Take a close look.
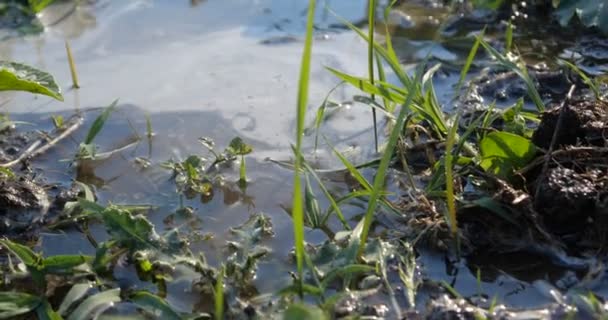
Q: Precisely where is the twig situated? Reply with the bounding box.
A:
[0,116,83,168]
[533,85,576,205]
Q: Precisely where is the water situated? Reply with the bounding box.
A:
[0,0,601,317]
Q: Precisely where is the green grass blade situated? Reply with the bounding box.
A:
[456,28,484,94]
[65,41,80,89]
[330,10,412,88]
[478,38,544,112]
[292,0,317,296]
[368,0,378,153]
[357,63,424,259]
[561,59,600,100]
[85,99,118,145]
[445,113,460,237]
[324,137,372,191]
[505,20,513,52]
[297,152,349,229]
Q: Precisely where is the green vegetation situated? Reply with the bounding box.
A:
[0,1,607,319]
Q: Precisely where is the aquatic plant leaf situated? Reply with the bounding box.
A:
[67,289,121,320]
[101,207,163,251]
[283,303,329,320]
[555,0,608,34]
[479,131,537,179]
[0,61,63,101]
[129,291,182,320]
[0,291,41,319]
[226,137,253,156]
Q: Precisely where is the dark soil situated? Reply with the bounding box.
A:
[532,100,608,149]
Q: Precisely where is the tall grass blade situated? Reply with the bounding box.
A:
[357,63,424,259]
[292,0,317,296]
[456,29,484,93]
[368,0,378,153]
[65,41,80,89]
[561,59,601,100]
[444,112,460,238]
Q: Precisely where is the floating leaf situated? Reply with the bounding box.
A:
[479,131,537,179]
[0,61,63,101]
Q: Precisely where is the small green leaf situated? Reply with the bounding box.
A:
[0,292,41,319]
[283,303,329,320]
[479,131,537,179]
[0,61,63,101]
[226,137,253,156]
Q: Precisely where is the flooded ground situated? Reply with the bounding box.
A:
[1,0,608,319]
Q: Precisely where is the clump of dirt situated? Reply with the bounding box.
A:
[532,100,608,149]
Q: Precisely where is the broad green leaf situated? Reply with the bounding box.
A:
[283,304,329,320]
[0,61,63,101]
[479,131,537,179]
[67,289,121,320]
[0,292,41,319]
[129,291,182,320]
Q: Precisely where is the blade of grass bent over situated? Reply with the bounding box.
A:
[292,0,317,296]
[357,63,424,260]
